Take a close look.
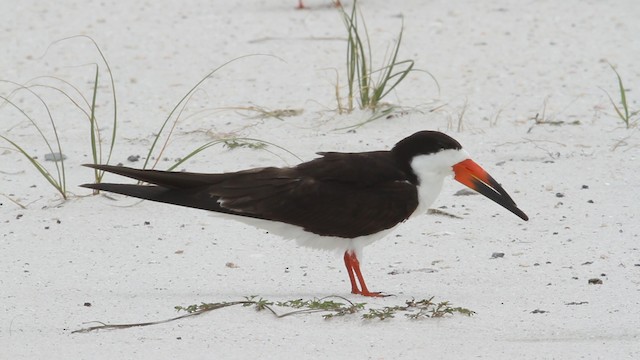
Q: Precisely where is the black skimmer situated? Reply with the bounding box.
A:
[81,131,528,297]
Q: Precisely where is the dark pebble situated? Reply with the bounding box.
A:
[454,189,477,196]
[565,301,588,306]
[588,278,603,285]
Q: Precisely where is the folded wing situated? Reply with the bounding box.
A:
[82,153,418,238]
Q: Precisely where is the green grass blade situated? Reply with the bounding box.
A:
[0,135,65,198]
[602,89,626,125]
[372,24,407,102]
[44,36,119,185]
[147,90,200,170]
[24,83,91,119]
[342,4,360,111]
[610,64,630,125]
[70,36,118,167]
[375,60,414,101]
[26,75,93,110]
[88,64,102,182]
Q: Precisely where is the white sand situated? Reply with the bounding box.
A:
[1,0,639,358]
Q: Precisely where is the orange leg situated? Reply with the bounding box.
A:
[343,250,385,297]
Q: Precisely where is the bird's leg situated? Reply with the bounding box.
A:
[296,0,305,9]
[343,251,360,294]
[343,250,385,297]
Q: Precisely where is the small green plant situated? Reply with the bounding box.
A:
[403,298,475,319]
[603,63,638,129]
[73,295,473,333]
[363,306,402,320]
[362,298,475,320]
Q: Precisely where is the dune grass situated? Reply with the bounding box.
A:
[337,0,437,114]
[0,35,117,198]
[1,43,294,199]
[141,54,286,171]
[0,85,67,199]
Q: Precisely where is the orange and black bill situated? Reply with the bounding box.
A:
[453,159,529,221]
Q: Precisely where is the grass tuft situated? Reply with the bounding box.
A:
[1,82,67,199]
[1,36,118,198]
[602,63,638,129]
[337,0,438,114]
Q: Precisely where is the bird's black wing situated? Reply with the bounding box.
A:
[82,153,418,238]
[300,151,409,186]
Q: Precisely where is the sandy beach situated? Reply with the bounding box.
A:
[1,0,639,358]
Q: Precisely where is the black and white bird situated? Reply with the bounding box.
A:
[81,131,528,297]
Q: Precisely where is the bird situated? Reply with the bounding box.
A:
[81,131,528,297]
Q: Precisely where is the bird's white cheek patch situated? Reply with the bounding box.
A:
[410,149,470,214]
[410,149,470,179]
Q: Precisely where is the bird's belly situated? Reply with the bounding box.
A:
[210,213,395,257]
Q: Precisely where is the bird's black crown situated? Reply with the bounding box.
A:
[392,131,462,159]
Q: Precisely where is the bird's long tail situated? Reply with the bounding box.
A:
[80,164,230,213]
[82,164,223,189]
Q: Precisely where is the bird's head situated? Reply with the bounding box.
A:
[393,131,528,221]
